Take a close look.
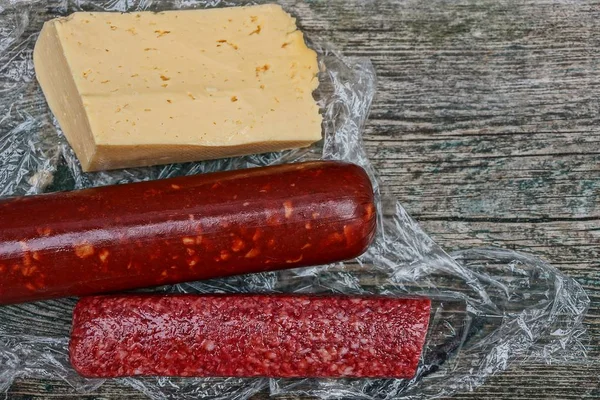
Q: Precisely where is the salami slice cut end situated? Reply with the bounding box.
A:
[70,294,431,379]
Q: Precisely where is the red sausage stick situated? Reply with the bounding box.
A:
[70,294,431,378]
[0,161,376,305]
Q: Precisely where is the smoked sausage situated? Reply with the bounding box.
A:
[0,161,376,304]
[70,294,431,378]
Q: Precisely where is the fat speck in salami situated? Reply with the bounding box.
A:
[70,294,431,378]
[0,161,375,304]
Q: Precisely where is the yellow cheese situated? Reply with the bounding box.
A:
[33,5,321,171]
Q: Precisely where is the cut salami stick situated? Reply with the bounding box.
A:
[70,294,431,379]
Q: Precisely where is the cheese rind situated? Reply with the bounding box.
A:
[33,5,321,171]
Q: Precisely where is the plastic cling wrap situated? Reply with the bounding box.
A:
[0,0,590,399]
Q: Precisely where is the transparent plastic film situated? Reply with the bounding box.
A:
[0,0,590,399]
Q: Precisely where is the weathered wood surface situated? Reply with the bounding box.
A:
[5,0,600,398]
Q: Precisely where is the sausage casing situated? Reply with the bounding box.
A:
[0,161,375,304]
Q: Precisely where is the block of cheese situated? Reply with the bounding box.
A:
[33,5,321,171]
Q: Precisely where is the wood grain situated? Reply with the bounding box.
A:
[4,0,600,398]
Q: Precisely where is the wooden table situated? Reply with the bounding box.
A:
[6,0,600,398]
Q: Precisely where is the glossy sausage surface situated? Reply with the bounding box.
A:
[70,294,431,378]
[0,161,376,304]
